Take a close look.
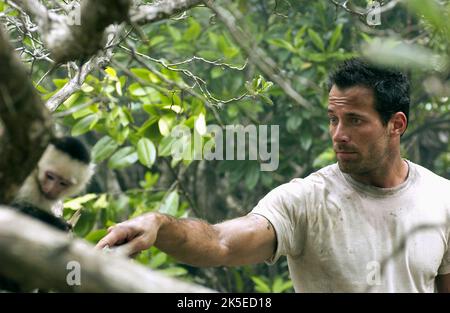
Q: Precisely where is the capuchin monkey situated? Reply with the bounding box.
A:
[13,136,94,231]
[0,137,94,292]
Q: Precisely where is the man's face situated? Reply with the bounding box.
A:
[328,85,392,175]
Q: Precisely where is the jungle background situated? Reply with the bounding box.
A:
[0,0,449,292]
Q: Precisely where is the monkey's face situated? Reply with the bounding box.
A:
[39,170,73,200]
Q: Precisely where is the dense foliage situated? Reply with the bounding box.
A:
[1,0,449,292]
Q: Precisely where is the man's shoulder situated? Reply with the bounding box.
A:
[285,163,341,194]
[409,161,450,188]
[255,164,340,210]
[290,163,340,184]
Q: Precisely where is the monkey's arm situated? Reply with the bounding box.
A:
[97,213,276,267]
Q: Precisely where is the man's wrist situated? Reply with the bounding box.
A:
[147,212,172,232]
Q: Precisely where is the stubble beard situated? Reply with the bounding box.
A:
[337,144,390,177]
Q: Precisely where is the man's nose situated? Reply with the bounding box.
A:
[332,123,350,143]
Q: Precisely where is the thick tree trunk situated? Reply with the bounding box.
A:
[0,26,53,204]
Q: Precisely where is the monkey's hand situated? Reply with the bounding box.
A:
[96,213,160,257]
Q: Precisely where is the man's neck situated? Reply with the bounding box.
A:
[349,157,409,188]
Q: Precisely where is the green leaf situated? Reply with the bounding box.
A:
[149,252,167,268]
[130,68,151,81]
[53,78,69,88]
[158,116,172,137]
[137,138,157,168]
[137,117,158,135]
[72,105,97,119]
[159,191,179,216]
[91,136,120,163]
[108,147,138,169]
[81,84,94,93]
[167,25,182,41]
[158,135,176,157]
[158,267,187,277]
[272,277,293,293]
[62,92,81,108]
[259,94,273,105]
[300,133,312,150]
[294,25,307,47]
[64,194,98,210]
[286,115,302,133]
[313,147,336,169]
[406,0,448,32]
[105,67,117,79]
[150,36,165,47]
[92,194,108,210]
[211,67,224,79]
[85,229,108,244]
[115,81,122,96]
[266,38,296,53]
[71,114,99,136]
[184,18,201,41]
[328,24,343,52]
[194,113,207,136]
[251,276,271,293]
[73,211,97,237]
[308,29,325,52]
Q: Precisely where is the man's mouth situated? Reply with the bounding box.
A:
[335,150,358,161]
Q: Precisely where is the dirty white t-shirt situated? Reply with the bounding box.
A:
[251,161,450,292]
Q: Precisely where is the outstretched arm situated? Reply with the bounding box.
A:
[96,212,276,267]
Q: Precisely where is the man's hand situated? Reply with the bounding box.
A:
[96,213,162,256]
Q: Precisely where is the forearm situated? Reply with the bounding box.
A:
[97,212,276,267]
[153,213,227,267]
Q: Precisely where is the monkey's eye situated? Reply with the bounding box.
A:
[59,181,69,187]
[46,173,55,181]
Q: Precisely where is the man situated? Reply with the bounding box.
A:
[97,58,450,292]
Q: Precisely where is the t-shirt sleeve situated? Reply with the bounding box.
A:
[250,178,310,265]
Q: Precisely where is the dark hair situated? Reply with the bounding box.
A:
[50,136,90,164]
[328,58,410,127]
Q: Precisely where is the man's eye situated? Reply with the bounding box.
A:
[329,117,338,124]
[351,118,362,125]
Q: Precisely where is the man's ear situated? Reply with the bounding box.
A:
[389,112,407,137]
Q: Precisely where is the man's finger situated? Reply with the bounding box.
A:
[95,227,128,249]
[114,236,148,257]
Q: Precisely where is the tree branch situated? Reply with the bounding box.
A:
[0,207,215,292]
[46,25,126,112]
[10,0,131,63]
[131,0,203,24]
[203,0,311,109]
